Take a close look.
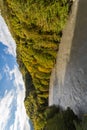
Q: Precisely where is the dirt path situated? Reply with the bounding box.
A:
[49,0,87,116]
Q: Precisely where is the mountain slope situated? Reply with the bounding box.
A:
[1,0,74,129]
[49,0,87,116]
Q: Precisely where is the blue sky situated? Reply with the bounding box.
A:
[0,15,32,130]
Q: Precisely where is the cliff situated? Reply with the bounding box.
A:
[49,0,87,116]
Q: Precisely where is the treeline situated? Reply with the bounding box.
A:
[44,106,87,130]
[2,0,74,129]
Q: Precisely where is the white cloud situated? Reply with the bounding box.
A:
[3,64,10,73]
[7,65,31,130]
[0,91,14,130]
[10,91,30,130]
[0,15,31,130]
[0,73,2,80]
[9,65,24,90]
[3,64,11,80]
[0,15,16,57]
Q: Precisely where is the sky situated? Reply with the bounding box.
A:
[0,15,33,130]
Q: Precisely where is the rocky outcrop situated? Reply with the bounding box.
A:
[49,0,87,116]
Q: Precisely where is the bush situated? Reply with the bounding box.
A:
[45,107,78,130]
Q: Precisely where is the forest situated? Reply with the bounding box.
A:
[1,0,87,129]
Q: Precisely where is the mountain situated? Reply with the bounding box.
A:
[2,0,87,130]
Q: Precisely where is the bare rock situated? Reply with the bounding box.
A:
[49,0,87,116]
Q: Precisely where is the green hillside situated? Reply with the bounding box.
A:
[2,0,85,129]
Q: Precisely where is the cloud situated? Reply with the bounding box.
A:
[0,73,2,80]
[9,65,24,90]
[3,64,10,74]
[0,15,16,57]
[0,15,31,129]
[7,65,31,130]
[0,91,14,130]
[3,64,12,80]
[10,91,30,130]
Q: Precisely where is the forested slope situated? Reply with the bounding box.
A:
[2,0,85,129]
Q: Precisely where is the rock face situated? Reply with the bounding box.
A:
[49,0,87,116]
